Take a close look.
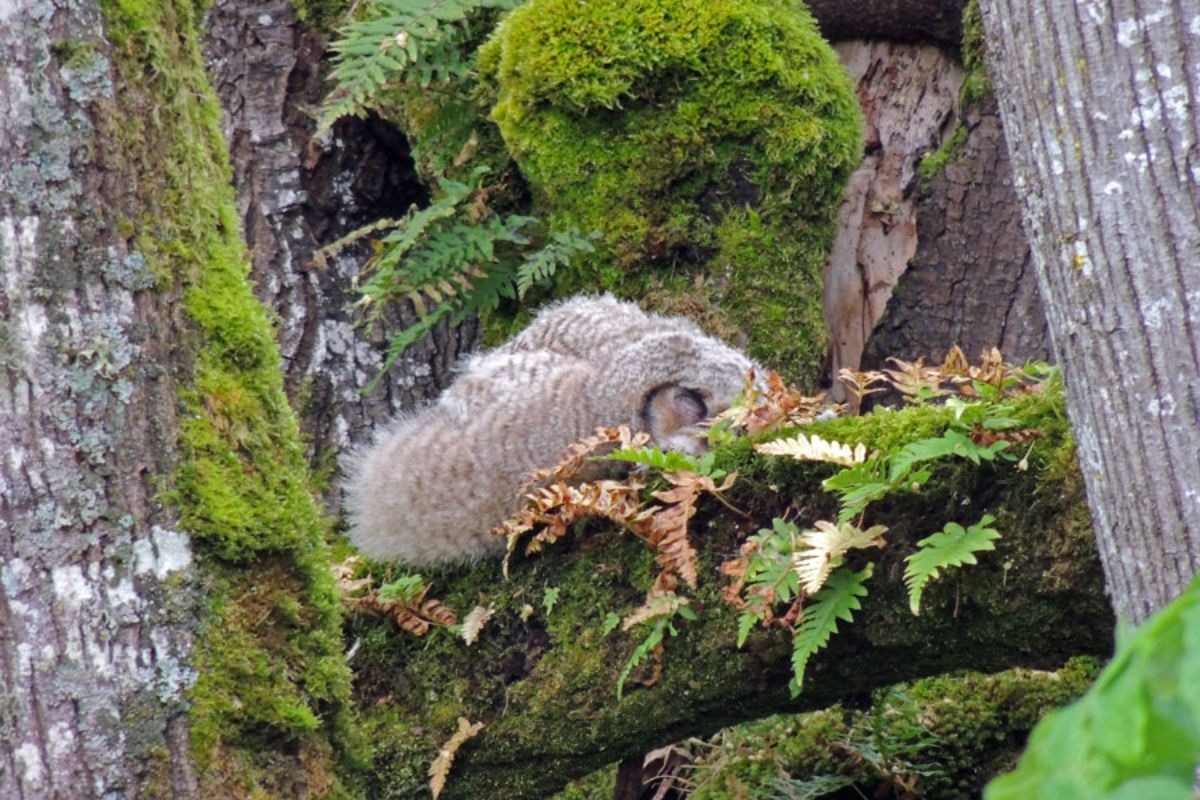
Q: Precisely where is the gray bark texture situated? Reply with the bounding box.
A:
[201,1,479,480]
[978,0,1200,622]
[0,2,198,797]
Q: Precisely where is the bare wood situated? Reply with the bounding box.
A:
[978,0,1200,621]
[863,94,1053,372]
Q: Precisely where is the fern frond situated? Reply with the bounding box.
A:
[904,514,1000,614]
[320,0,519,132]
[791,521,887,595]
[791,563,872,693]
[603,445,701,474]
[756,432,871,466]
[429,717,484,799]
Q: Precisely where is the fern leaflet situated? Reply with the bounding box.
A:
[320,0,519,132]
[904,514,1000,614]
[791,563,872,694]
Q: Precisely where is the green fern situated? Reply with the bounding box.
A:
[904,515,1000,614]
[602,444,727,479]
[791,563,873,694]
[319,0,519,132]
[616,603,697,700]
[313,168,595,390]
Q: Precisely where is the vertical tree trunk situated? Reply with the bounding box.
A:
[978,0,1200,621]
[201,1,479,481]
[1,2,198,795]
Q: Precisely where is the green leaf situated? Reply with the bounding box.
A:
[904,514,1000,614]
[542,586,560,616]
[602,446,700,473]
[985,576,1200,799]
[791,563,873,693]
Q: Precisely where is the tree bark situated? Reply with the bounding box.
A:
[823,41,965,394]
[0,3,198,796]
[861,93,1053,373]
[978,0,1200,622]
[201,1,479,481]
[808,0,969,50]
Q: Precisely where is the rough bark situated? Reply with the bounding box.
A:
[0,2,198,796]
[808,0,969,50]
[201,1,479,479]
[861,94,1053,372]
[823,41,964,396]
[978,0,1200,622]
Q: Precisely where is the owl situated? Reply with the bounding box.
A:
[342,295,758,565]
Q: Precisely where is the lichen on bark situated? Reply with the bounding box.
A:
[95,0,356,793]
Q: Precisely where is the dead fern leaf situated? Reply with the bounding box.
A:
[792,521,889,595]
[755,433,871,466]
[429,717,485,799]
[838,368,889,411]
[716,370,825,433]
[883,356,945,401]
[970,425,1045,447]
[332,556,374,595]
[621,591,691,631]
[460,604,494,646]
[519,426,648,493]
[645,471,736,588]
[351,581,459,636]
[495,477,651,575]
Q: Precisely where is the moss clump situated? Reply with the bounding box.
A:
[98,0,356,794]
[688,659,1100,800]
[961,0,993,103]
[919,122,969,183]
[477,0,862,384]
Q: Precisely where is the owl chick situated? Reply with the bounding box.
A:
[342,295,758,565]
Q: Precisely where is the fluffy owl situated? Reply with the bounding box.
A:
[342,295,758,565]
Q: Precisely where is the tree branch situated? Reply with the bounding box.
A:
[808,0,969,49]
[349,399,1112,798]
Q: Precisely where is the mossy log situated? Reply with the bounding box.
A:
[351,392,1112,798]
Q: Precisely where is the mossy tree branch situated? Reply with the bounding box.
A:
[351,396,1112,798]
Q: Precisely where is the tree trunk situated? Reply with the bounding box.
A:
[808,0,969,50]
[977,0,1200,622]
[201,0,479,484]
[3,1,352,796]
[861,92,1053,374]
[1,3,198,795]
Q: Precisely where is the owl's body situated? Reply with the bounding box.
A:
[343,295,757,565]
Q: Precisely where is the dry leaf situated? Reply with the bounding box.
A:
[792,521,888,595]
[429,717,484,799]
[460,604,494,646]
[621,591,690,631]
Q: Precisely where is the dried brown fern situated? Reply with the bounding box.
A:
[716,370,827,434]
[429,717,484,799]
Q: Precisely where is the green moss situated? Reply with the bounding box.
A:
[919,123,969,183]
[97,0,356,794]
[689,659,1100,799]
[961,0,993,103]
[477,0,862,383]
